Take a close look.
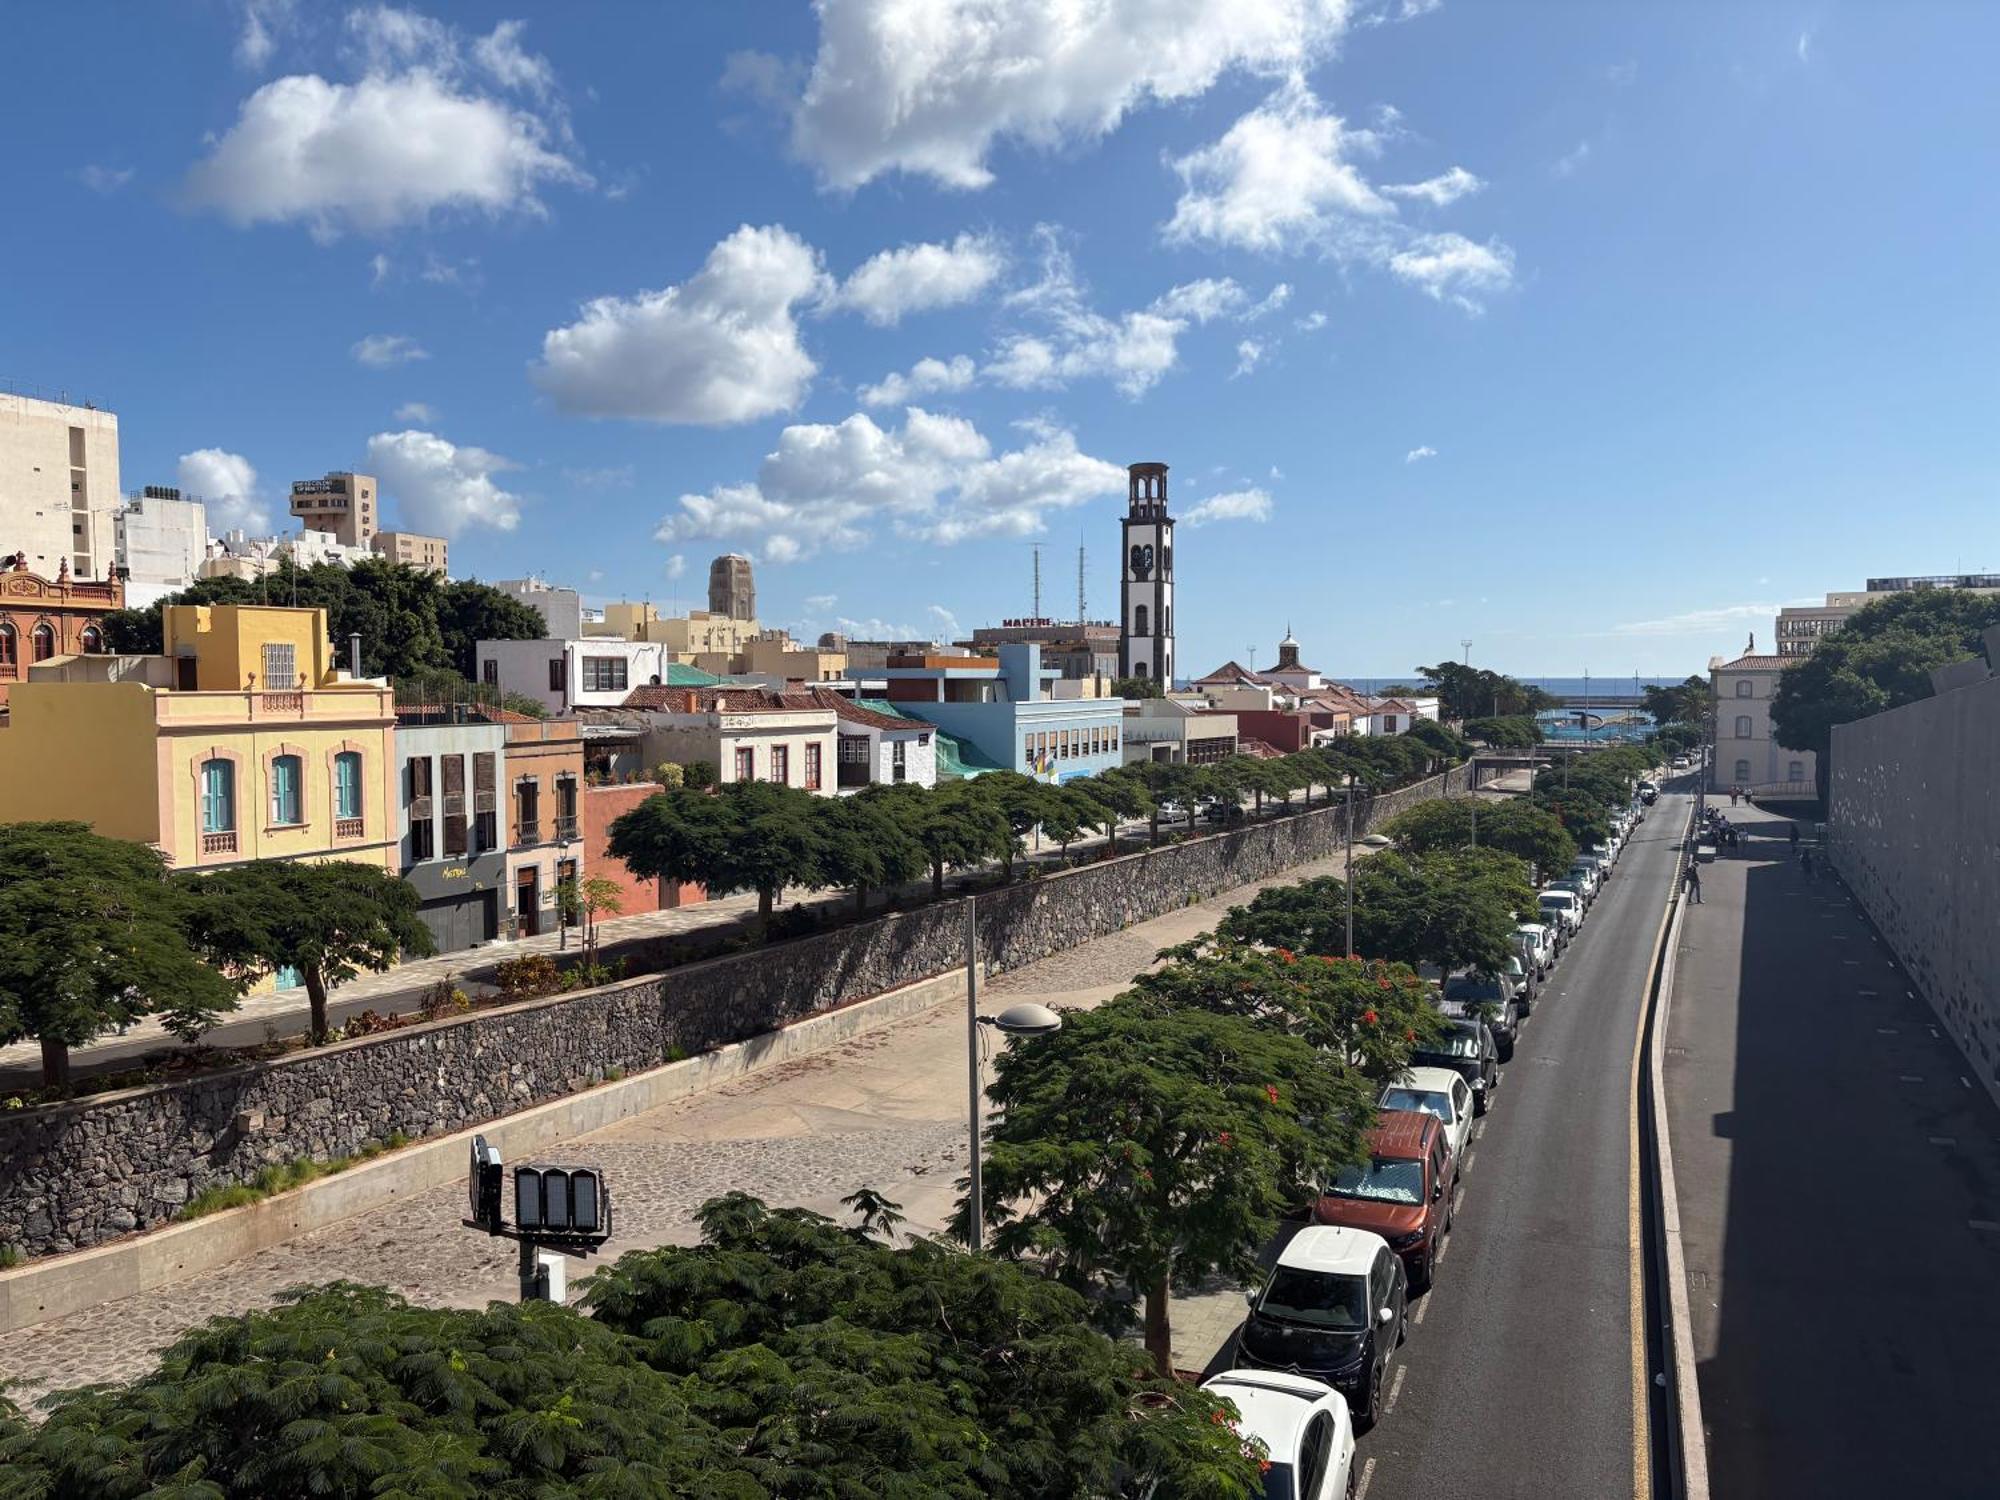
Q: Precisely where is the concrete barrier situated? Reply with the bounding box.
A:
[0,966,968,1336]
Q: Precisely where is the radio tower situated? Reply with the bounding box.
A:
[1076,544,1086,626]
[1031,545,1042,620]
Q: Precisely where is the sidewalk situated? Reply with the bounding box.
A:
[1663,801,2000,1497]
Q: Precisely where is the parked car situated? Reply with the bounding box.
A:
[1200,1370,1357,1500]
[1314,1110,1455,1292]
[1538,888,1583,937]
[1575,853,1610,888]
[1639,781,1659,804]
[1441,974,1522,1058]
[1380,1066,1475,1166]
[1501,953,1536,1013]
[1236,1225,1408,1430]
[1409,1015,1499,1115]
[1550,874,1593,912]
[1515,921,1555,977]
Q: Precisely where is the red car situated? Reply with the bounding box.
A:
[1313,1109,1455,1292]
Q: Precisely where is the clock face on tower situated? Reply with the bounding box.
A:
[1130,544,1154,581]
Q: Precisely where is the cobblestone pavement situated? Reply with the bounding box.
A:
[0,842,1353,1409]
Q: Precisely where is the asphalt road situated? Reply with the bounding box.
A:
[1356,788,1688,1500]
[1666,801,2000,1498]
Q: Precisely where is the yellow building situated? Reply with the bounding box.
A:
[0,604,397,871]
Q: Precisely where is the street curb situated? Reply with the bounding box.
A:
[1643,804,1711,1500]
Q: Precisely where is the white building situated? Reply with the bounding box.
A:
[1119,461,1175,685]
[496,577,584,640]
[199,527,374,581]
[1710,649,1815,798]
[477,636,679,714]
[806,690,938,790]
[610,686,840,793]
[115,488,207,606]
[0,391,121,581]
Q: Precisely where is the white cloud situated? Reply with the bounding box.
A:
[78,164,134,194]
[1164,77,1393,255]
[1552,140,1592,178]
[805,593,839,611]
[1296,310,1328,331]
[1232,339,1266,377]
[1405,444,1436,463]
[656,408,1123,562]
[351,332,429,367]
[835,232,1005,325]
[179,448,269,533]
[984,230,1250,396]
[1181,487,1273,526]
[369,252,392,286]
[787,0,1352,190]
[1796,29,1813,64]
[393,400,437,422]
[561,464,635,488]
[473,18,557,99]
[186,17,585,237]
[665,554,687,580]
[235,0,294,68]
[1613,602,1793,637]
[927,604,961,638]
[1381,165,1483,206]
[366,428,522,536]
[1358,0,1440,23]
[1388,233,1515,313]
[1246,282,1293,319]
[859,354,978,408]
[533,224,830,424]
[419,253,479,286]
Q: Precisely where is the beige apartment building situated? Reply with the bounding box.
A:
[290,471,377,547]
[0,392,122,581]
[373,530,448,575]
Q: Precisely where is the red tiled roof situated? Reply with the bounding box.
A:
[1237,738,1286,759]
[1714,655,1789,671]
[797,687,923,731]
[619,685,839,716]
[1194,659,1265,685]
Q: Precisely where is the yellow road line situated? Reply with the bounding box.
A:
[1629,805,1689,1500]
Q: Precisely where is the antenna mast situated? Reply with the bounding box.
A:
[1076,544,1086,626]
[1030,545,1042,620]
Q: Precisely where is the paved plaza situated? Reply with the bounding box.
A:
[0,842,1360,1407]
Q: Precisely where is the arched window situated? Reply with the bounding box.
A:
[1162,606,1170,635]
[1133,661,1149,679]
[1734,715,1752,739]
[1134,604,1149,636]
[31,622,55,661]
[1733,758,1751,785]
[270,753,303,826]
[79,625,103,654]
[200,759,236,833]
[0,623,15,673]
[334,751,363,822]
[1734,679,1752,698]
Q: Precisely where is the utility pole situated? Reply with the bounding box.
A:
[965,897,982,1253]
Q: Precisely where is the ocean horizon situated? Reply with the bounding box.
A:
[1333,677,1680,698]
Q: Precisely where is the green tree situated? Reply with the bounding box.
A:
[183,860,435,1046]
[881,781,1012,897]
[1078,767,1154,853]
[1137,940,1441,1082]
[0,824,242,1087]
[1403,716,1469,771]
[435,576,548,679]
[558,873,625,966]
[975,1000,1369,1376]
[823,787,929,912]
[1531,784,1613,849]
[1111,674,1165,699]
[1640,674,1710,729]
[1231,755,1298,816]
[1221,847,1535,976]
[963,771,1048,876]
[1382,795,1576,879]
[609,780,829,930]
[583,1193,1265,1499]
[1771,588,2000,800]
[1461,714,1541,749]
[1416,661,1558,720]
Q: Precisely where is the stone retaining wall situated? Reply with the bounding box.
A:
[0,765,1468,1257]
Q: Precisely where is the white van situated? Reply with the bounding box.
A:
[1538,888,1582,937]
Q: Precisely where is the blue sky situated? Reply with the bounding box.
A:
[6,1,1995,677]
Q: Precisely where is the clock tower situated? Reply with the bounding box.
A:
[1119,461,1174,685]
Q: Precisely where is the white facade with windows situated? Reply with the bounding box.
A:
[475,637,676,713]
[1709,652,1816,796]
[1119,462,1175,686]
[0,392,121,581]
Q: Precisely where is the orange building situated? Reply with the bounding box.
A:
[0,553,123,708]
[502,716,584,938]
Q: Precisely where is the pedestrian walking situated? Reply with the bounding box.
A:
[1730,786,1740,806]
[1683,863,1703,903]
[1789,823,1800,851]
[1800,848,1815,881]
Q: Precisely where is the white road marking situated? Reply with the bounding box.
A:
[1436,1234,1451,1265]
[1899,1075,1925,1083]
[1384,1363,1408,1415]
[1356,1457,1377,1500]
[1930,1136,1957,1146]
[1971,1221,2000,1234]
[1464,1149,1478,1171]
[1413,1295,1431,1325]
[1876,1028,1898,1035]
[1474,1120,1488,1140]
[1963,1077,1975,1090]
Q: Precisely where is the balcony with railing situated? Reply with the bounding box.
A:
[153,683,394,729]
[518,820,541,844]
[553,815,578,840]
[201,829,238,855]
[334,816,365,840]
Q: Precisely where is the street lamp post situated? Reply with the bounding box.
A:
[1344,773,1357,957]
[964,896,1062,1253]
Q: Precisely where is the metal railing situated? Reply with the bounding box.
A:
[519,821,541,844]
[553,815,578,840]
